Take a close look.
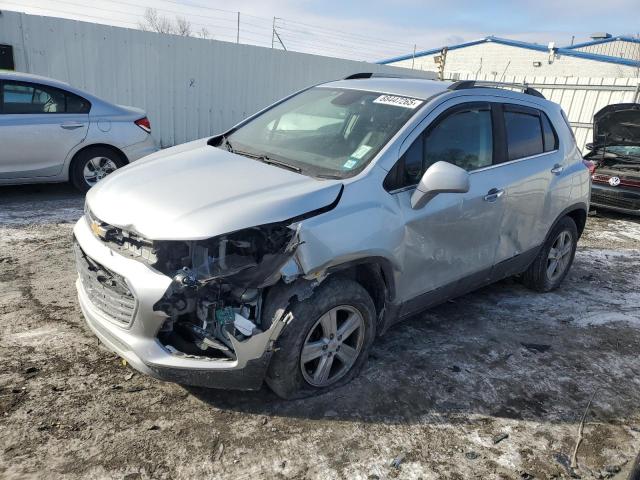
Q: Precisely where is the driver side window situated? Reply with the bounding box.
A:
[384,103,494,191]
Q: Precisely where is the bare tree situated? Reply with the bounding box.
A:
[198,27,210,39]
[175,16,192,37]
[139,8,174,34]
[139,8,195,37]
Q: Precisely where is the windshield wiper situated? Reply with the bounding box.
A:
[315,173,342,179]
[261,156,302,173]
[231,149,302,173]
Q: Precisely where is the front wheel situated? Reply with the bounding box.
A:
[522,216,578,292]
[264,276,376,399]
[70,147,126,193]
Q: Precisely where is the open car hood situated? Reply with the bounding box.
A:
[592,103,640,148]
[86,139,343,240]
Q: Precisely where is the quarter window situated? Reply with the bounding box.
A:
[504,110,544,160]
[1,81,90,114]
[541,113,558,151]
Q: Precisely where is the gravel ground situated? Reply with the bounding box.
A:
[1,184,639,480]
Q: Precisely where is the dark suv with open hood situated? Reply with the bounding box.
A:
[585,103,640,215]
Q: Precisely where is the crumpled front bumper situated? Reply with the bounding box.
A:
[73,216,275,390]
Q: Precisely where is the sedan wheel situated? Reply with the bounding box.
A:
[83,156,118,186]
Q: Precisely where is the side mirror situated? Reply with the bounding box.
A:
[410,161,470,209]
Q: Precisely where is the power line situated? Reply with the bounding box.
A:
[0,0,139,27]
[275,31,408,60]
[0,0,417,61]
[276,17,416,49]
[276,25,410,57]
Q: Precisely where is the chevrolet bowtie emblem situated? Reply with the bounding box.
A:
[90,220,107,239]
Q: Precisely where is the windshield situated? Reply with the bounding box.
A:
[223,87,423,178]
[594,145,640,159]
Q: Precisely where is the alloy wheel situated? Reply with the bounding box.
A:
[300,305,365,387]
[83,157,118,186]
[546,230,573,282]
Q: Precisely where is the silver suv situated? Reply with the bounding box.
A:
[74,75,590,399]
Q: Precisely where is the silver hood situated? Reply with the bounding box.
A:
[86,139,343,240]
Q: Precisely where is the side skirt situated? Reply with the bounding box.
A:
[380,245,541,331]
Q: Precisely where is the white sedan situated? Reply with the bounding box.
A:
[0,71,158,192]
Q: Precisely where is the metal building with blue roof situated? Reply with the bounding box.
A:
[379,34,640,78]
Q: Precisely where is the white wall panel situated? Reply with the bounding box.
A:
[0,10,435,147]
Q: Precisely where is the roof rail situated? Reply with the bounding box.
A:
[343,72,425,80]
[344,72,375,79]
[448,80,545,99]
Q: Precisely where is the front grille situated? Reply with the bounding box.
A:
[85,209,158,264]
[74,242,137,327]
[591,190,640,211]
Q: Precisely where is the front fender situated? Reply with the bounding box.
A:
[292,177,404,301]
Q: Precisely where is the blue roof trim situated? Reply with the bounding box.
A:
[564,35,640,50]
[377,36,640,68]
[376,38,488,65]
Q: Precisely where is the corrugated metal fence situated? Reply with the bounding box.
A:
[0,10,435,147]
[454,72,640,152]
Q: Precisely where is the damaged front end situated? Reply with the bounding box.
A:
[81,178,342,388]
[143,221,304,369]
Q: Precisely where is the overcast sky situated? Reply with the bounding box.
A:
[2,0,639,61]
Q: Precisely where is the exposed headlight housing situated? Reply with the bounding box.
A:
[190,222,298,288]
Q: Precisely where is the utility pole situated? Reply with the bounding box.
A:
[236,12,240,43]
[271,16,276,48]
[411,44,416,69]
[434,47,447,80]
[271,17,286,50]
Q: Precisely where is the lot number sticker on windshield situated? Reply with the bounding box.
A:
[351,145,372,159]
[373,95,423,109]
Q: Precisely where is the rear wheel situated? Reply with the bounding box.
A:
[264,276,376,399]
[522,216,578,292]
[70,147,126,193]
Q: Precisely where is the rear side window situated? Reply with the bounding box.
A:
[504,110,543,160]
[1,81,90,114]
[66,92,91,114]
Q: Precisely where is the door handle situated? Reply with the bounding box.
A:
[60,123,84,130]
[551,164,564,174]
[483,188,505,202]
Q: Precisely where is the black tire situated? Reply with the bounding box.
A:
[522,216,578,292]
[263,276,377,399]
[70,147,126,193]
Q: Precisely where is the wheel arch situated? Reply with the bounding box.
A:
[68,143,129,175]
[551,202,588,239]
[324,256,397,330]
[262,256,397,334]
